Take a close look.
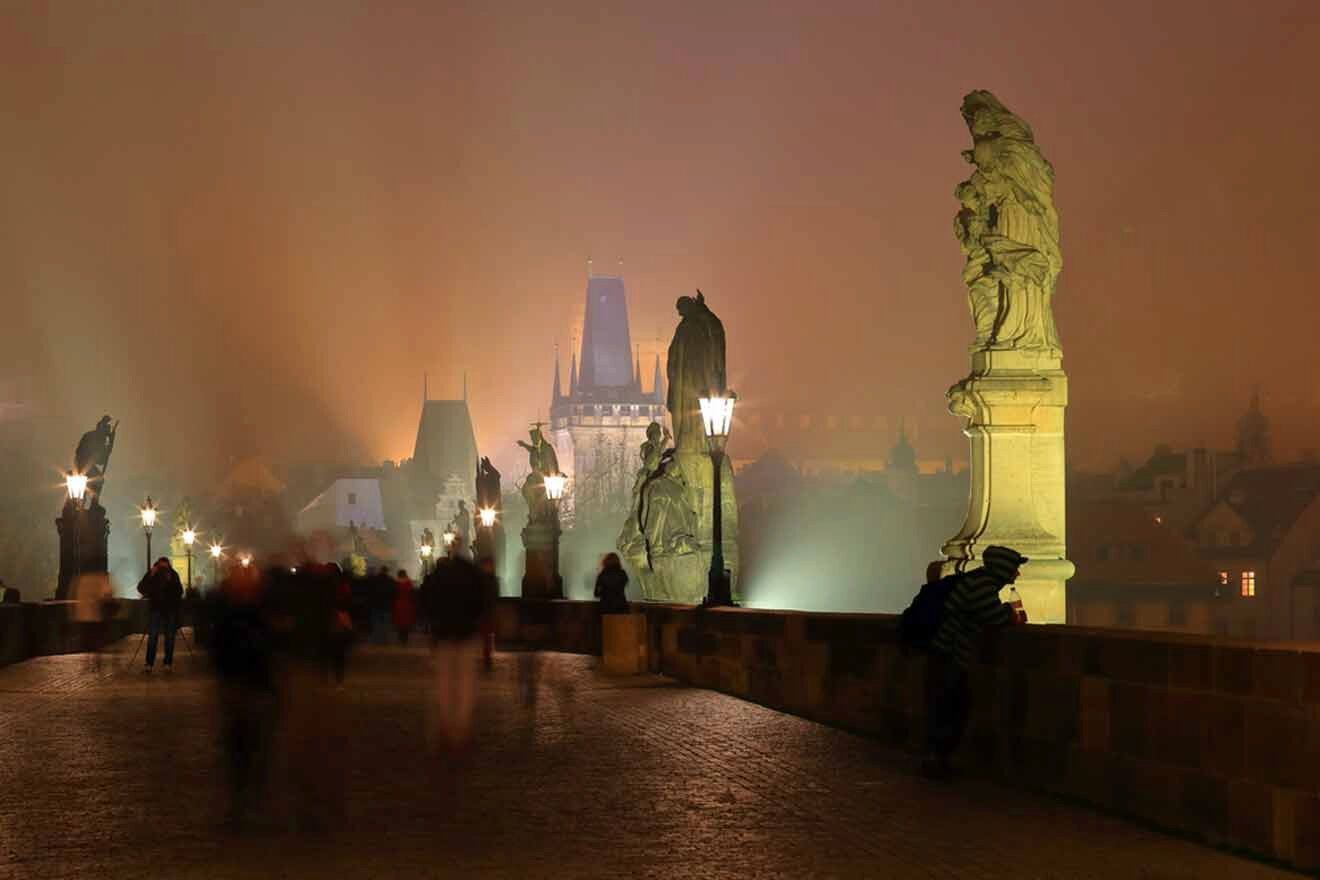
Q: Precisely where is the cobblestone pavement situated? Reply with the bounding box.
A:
[0,638,1302,879]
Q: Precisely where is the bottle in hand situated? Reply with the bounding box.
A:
[1008,587,1028,624]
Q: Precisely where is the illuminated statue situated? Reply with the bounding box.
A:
[618,423,697,583]
[666,291,727,452]
[954,90,1062,353]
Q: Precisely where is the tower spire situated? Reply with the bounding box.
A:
[652,351,663,402]
[569,335,578,395]
[552,344,563,401]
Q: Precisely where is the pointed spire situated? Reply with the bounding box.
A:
[652,351,664,403]
[569,335,578,396]
[552,344,563,402]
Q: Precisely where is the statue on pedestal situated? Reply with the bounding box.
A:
[518,423,563,598]
[474,457,504,569]
[619,292,738,603]
[57,415,117,600]
[941,90,1072,623]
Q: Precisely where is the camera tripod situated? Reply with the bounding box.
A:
[128,615,196,669]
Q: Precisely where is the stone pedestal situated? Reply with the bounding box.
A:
[521,520,562,599]
[601,613,647,675]
[55,501,110,601]
[940,349,1073,623]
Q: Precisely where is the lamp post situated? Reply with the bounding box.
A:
[64,472,89,589]
[209,542,223,588]
[699,395,736,606]
[181,528,196,595]
[139,497,158,575]
[543,473,567,598]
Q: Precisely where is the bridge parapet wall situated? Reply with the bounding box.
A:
[498,599,1320,872]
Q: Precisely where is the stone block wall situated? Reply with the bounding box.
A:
[0,600,147,669]
[495,598,1320,872]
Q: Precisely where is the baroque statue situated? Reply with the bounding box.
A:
[666,291,727,453]
[954,90,1062,354]
[517,423,560,524]
[475,456,502,510]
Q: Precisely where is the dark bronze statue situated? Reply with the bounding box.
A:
[517,423,560,524]
[666,292,726,453]
[476,456,502,510]
[74,415,118,501]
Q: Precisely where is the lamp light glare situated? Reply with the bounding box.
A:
[442,530,456,547]
[140,506,157,530]
[209,542,223,560]
[698,395,736,440]
[479,507,498,528]
[239,554,252,568]
[420,543,433,559]
[543,473,568,502]
[66,473,89,502]
[182,529,196,547]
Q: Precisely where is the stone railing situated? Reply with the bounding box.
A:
[494,598,1320,872]
[0,600,147,668]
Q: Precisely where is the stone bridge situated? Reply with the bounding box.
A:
[0,599,1313,877]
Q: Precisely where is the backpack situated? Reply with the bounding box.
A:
[899,574,962,649]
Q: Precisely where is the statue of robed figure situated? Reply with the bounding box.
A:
[667,291,727,453]
[56,415,117,600]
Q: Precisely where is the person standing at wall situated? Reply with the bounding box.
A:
[923,545,1028,780]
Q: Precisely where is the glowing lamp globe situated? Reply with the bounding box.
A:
[479,507,498,528]
[66,473,89,502]
[698,395,736,454]
[442,530,456,548]
[209,543,223,560]
[182,529,196,548]
[140,502,158,532]
[544,473,568,502]
[239,554,252,568]
[420,543,433,559]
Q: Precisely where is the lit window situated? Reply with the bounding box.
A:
[347,492,358,505]
[1241,571,1256,598]
[1218,570,1229,586]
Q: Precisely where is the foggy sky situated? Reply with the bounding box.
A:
[4,1,1318,484]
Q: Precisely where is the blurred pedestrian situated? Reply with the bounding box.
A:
[209,562,276,828]
[324,565,354,687]
[138,556,183,673]
[594,553,629,614]
[71,572,114,670]
[476,557,498,668]
[392,568,416,645]
[922,545,1029,780]
[421,537,486,751]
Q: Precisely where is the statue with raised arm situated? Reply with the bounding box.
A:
[666,291,727,453]
[954,90,1062,354]
[74,415,118,501]
[517,423,560,524]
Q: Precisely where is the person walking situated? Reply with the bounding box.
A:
[420,537,486,751]
[476,557,499,668]
[593,553,629,614]
[392,569,416,645]
[922,545,1028,780]
[138,556,184,673]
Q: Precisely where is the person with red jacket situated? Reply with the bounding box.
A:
[392,569,416,644]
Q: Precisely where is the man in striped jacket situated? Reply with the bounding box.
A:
[923,545,1028,779]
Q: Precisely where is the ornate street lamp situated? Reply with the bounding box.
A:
[139,497,158,575]
[699,394,736,606]
[543,473,567,597]
[65,472,89,506]
[419,541,433,576]
[181,527,196,595]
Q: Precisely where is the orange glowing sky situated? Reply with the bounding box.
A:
[3,1,1318,482]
